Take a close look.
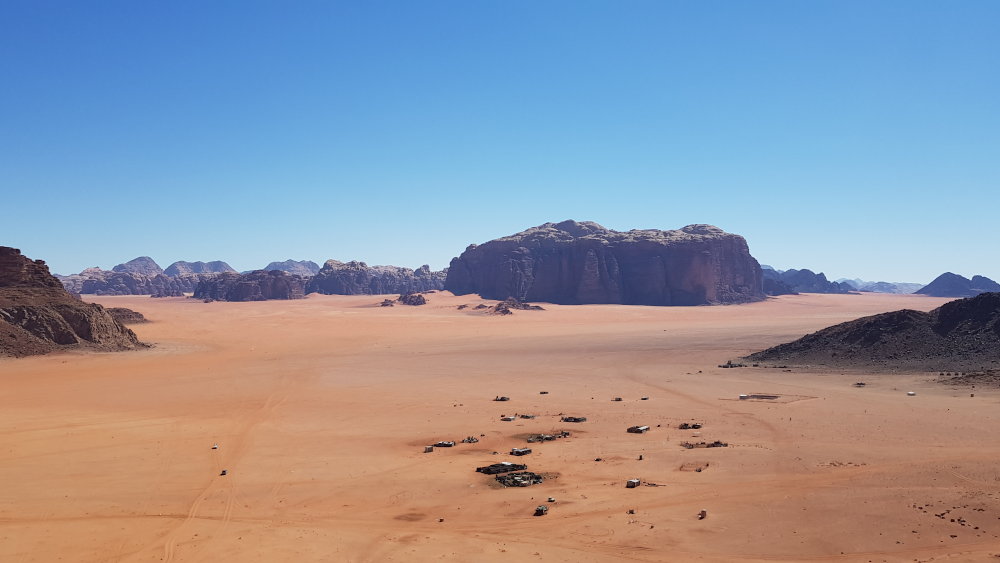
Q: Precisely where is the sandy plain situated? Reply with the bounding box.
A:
[2,291,999,563]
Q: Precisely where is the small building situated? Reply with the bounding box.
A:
[434,441,455,447]
[500,415,516,421]
[626,478,640,488]
[476,462,527,474]
[613,397,623,402]
[424,445,434,453]
[627,425,650,434]
[534,505,548,516]
[561,416,587,423]
[510,447,532,456]
[494,396,510,401]
[519,414,536,419]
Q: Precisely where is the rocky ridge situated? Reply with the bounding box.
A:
[1,247,146,357]
[263,259,321,276]
[746,292,1000,372]
[762,268,854,296]
[916,273,1000,298]
[445,221,764,306]
[306,261,446,295]
[193,270,307,302]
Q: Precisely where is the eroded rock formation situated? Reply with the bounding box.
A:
[306,261,446,295]
[0,247,146,357]
[263,260,321,276]
[164,260,236,276]
[762,268,854,296]
[916,272,1000,298]
[193,270,307,302]
[445,221,764,306]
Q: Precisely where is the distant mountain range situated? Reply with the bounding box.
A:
[916,272,1000,298]
[761,267,853,295]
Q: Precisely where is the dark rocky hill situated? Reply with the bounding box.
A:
[916,272,1000,297]
[263,259,321,276]
[0,247,146,357]
[746,292,1000,372]
[762,268,853,296]
[444,221,763,306]
[164,260,236,276]
[193,270,307,301]
[306,261,446,295]
[111,256,163,276]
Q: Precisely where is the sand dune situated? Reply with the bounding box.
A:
[2,292,999,562]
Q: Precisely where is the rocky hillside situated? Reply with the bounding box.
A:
[164,260,236,276]
[762,268,854,296]
[445,221,763,306]
[193,270,307,301]
[916,272,1000,297]
[112,256,163,276]
[306,261,446,295]
[263,259,321,276]
[1,247,146,357]
[746,292,1000,371]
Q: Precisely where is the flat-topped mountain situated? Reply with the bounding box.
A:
[193,270,307,302]
[111,256,163,276]
[444,221,764,306]
[263,259,321,276]
[916,272,1000,298]
[164,260,236,276]
[0,247,145,357]
[306,260,446,295]
[747,292,1000,371]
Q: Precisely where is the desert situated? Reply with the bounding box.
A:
[3,291,999,562]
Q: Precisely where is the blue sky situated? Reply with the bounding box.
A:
[3,1,997,283]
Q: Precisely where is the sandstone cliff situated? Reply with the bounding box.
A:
[59,270,208,296]
[263,259,321,276]
[762,268,854,296]
[112,256,163,276]
[306,261,447,295]
[444,221,764,306]
[164,260,236,276]
[193,270,307,301]
[0,247,146,357]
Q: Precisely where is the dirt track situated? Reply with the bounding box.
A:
[2,292,999,562]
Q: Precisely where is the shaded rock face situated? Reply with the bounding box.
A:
[112,257,163,276]
[263,260,321,276]
[917,272,1000,297]
[445,221,764,306]
[106,307,148,324]
[746,292,1000,372]
[164,260,236,276]
[60,271,207,296]
[193,270,306,302]
[306,261,447,295]
[0,247,146,357]
[761,268,853,296]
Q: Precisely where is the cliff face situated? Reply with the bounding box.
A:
[306,261,447,295]
[445,221,764,306]
[164,261,236,276]
[263,260,321,276]
[193,270,307,301]
[60,270,208,296]
[0,247,146,357]
[762,268,854,296]
[111,256,163,276]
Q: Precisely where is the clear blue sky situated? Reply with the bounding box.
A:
[3,1,997,283]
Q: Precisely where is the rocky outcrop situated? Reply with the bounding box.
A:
[164,261,236,276]
[263,260,321,276]
[762,268,853,296]
[59,270,207,296]
[112,257,163,276]
[916,273,1000,298]
[306,261,447,295]
[0,247,146,357]
[397,293,427,306]
[106,307,148,324]
[445,221,764,306]
[193,270,307,302]
[746,292,1000,372]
